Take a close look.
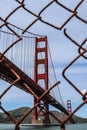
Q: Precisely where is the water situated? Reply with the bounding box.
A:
[0,124,87,130]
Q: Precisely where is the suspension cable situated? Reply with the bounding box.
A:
[48,44,65,107]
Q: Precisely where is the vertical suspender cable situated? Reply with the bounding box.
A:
[48,44,65,107]
[11,31,14,63]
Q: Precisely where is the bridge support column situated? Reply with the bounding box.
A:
[33,36,50,124]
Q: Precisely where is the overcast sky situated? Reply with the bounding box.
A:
[0,0,87,118]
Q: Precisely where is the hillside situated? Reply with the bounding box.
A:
[0,107,87,124]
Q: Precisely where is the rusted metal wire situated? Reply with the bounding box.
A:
[0,0,87,130]
[0,105,17,124]
[63,29,87,97]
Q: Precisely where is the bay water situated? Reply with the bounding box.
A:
[0,124,87,130]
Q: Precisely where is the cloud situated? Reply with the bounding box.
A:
[81,89,87,95]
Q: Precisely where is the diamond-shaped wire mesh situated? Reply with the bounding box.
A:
[0,0,87,129]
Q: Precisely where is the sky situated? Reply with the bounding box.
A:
[0,0,87,118]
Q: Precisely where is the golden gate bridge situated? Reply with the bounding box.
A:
[0,24,72,130]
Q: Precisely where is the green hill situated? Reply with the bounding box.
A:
[0,107,87,124]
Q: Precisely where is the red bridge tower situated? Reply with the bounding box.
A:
[33,36,50,124]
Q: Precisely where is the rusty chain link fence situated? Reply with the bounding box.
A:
[0,0,87,130]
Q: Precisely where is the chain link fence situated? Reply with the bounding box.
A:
[0,0,87,130]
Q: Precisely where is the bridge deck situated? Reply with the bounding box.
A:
[0,53,69,115]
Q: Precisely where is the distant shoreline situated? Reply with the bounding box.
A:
[1,107,87,124]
